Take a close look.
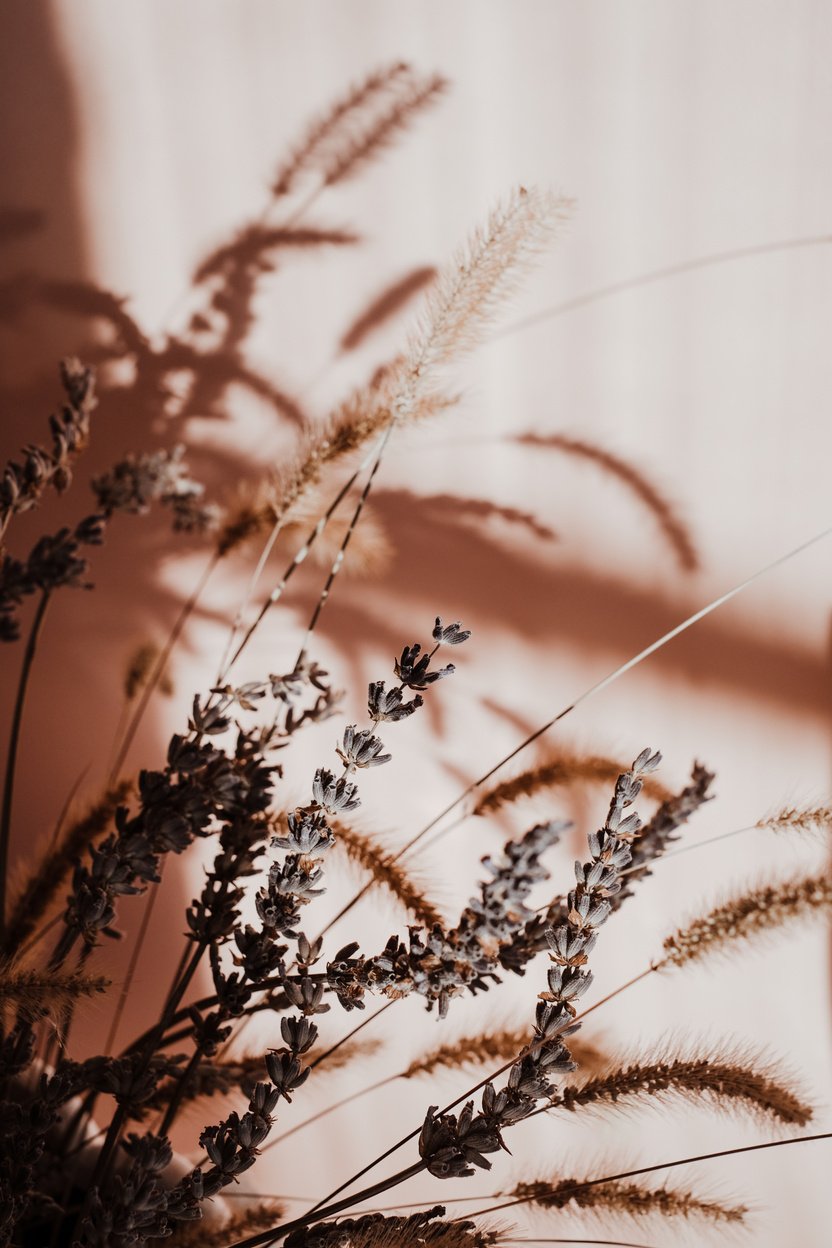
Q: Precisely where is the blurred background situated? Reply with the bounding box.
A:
[1,1,830,1244]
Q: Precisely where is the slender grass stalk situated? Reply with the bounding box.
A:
[498,233,832,340]
[0,590,50,946]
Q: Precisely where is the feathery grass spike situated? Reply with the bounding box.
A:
[659,872,832,968]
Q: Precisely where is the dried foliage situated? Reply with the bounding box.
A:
[0,65,826,1248]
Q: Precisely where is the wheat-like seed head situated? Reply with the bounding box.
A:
[403,186,572,395]
[0,962,110,1016]
[401,1029,609,1081]
[510,1176,748,1226]
[553,1043,812,1127]
[659,871,832,968]
[327,818,442,929]
[758,803,832,837]
[472,753,672,818]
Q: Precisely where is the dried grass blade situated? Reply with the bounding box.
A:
[328,818,442,928]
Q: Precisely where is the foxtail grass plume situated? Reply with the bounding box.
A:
[552,1045,812,1127]
[472,753,672,819]
[329,818,442,928]
[402,187,571,400]
[509,1176,748,1227]
[659,871,832,969]
[0,962,110,1016]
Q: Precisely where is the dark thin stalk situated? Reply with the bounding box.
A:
[0,590,50,945]
[294,420,397,670]
[83,940,206,1210]
[159,1044,202,1136]
[310,999,394,1072]
[220,442,383,682]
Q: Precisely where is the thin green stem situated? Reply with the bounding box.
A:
[0,590,50,946]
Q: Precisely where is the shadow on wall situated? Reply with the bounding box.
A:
[1,8,829,1066]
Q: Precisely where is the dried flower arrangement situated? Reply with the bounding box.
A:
[0,62,830,1248]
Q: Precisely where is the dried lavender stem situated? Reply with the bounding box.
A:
[228,1160,428,1248]
[0,589,50,946]
[321,523,832,942]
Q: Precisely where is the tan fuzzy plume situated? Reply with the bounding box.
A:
[0,962,110,1015]
[330,819,442,928]
[510,1176,747,1226]
[340,266,438,353]
[4,781,132,955]
[402,1029,608,1081]
[553,1048,812,1127]
[515,432,699,572]
[403,187,571,390]
[215,384,457,558]
[759,803,832,836]
[659,871,832,969]
[472,753,671,818]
